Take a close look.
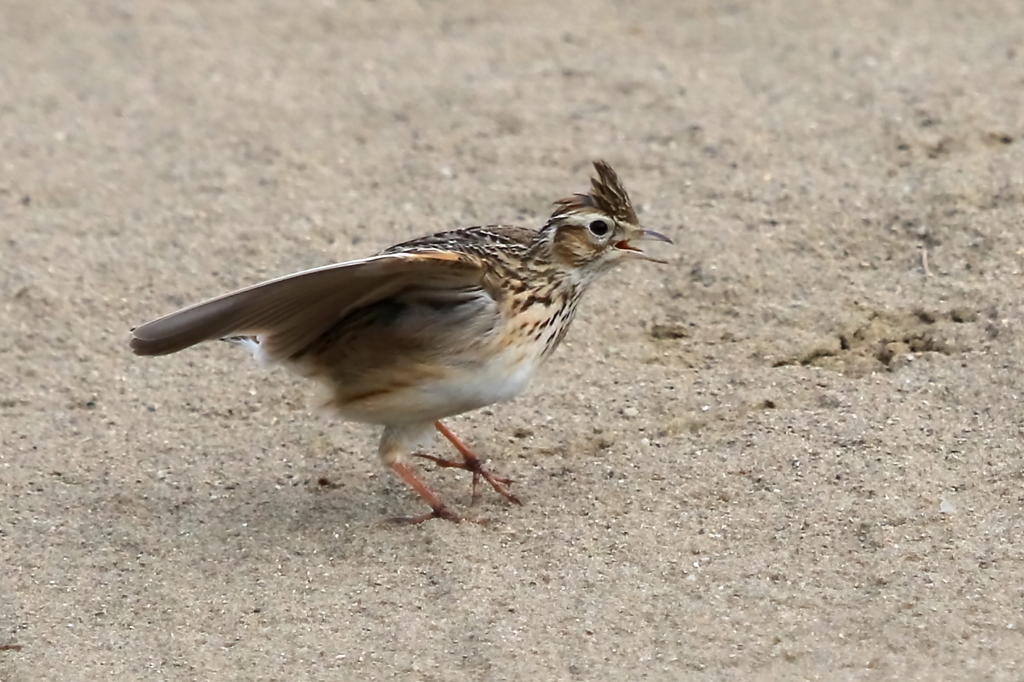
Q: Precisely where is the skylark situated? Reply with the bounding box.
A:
[131,161,671,522]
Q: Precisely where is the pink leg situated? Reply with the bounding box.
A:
[413,421,522,506]
[388,462,461,523]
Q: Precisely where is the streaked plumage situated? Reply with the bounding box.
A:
[130,161,671,522]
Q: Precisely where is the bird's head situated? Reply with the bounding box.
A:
[537,161,672,278]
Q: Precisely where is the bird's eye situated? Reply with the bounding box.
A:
[589,220,610,237]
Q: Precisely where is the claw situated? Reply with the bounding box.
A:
[391,504,461,525]
[414,452,521,506]
[418,423,524,506]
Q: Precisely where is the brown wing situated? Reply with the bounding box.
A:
[129,251,489,361]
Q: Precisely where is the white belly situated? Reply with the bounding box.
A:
[333,349,542,426]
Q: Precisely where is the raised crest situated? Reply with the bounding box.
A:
[551,160,638,225]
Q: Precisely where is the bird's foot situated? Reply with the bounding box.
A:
[428,420,523,505]
[414,451,522,506]
[391,503,462,525]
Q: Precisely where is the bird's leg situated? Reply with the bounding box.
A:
[414,420,522,505]
[388,462,461,523]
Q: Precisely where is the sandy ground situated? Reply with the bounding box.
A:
[3,1,1024,679]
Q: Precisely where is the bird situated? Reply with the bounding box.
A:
[130,161,671,522]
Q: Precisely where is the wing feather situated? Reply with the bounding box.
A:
[129,252,487,360]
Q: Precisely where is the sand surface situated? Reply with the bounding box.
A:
[3,1,1024,679]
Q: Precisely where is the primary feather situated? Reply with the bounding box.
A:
[129,251,486,360]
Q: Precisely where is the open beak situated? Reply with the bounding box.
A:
[614,229,673,263]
